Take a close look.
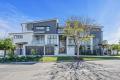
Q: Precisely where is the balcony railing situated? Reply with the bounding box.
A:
[32,40,45,45]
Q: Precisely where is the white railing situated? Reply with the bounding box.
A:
[32,40,45,45]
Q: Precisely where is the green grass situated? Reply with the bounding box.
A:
[41,56,57,62]
[82,56,120,61]
[38,56,75,62]
[1,56,120,63]
[37,56,120,62]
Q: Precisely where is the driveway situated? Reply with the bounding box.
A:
[0,60,120,80]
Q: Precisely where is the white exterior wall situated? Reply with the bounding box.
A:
[10,32,33,56]
[23,44,26,56]
[11,32,33,45]
[66,37,75,56]
[90,37,93,54]
[67,46,75,56]
[10,32,94,56]
[24,33,33,44]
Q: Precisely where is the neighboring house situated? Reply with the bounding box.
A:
[9,19,103,56]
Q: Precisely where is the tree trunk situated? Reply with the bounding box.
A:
[117,50,119,55]
[12,49,15,55]
[3,49,6,62]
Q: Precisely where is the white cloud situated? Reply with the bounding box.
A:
[0,2,32,38]
[96,0,120,44]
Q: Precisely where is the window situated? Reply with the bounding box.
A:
[92,28,100,32]
[35,35,44,44]
[47,35,57,44]
[46,27,50,31]
[26,23,33,31]
[58,29,64,33]
[14,35,23,39]
[68,38,74,45]
[35,27,44,30]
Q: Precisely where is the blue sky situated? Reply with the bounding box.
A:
[0,0,120,44]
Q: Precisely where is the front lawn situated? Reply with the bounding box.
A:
[0,56,120,62]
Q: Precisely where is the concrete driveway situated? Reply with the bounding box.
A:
[0,60,120,80]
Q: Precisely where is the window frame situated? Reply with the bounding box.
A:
[47,35,57,44]
[14,35,23,39]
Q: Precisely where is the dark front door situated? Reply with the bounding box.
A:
[26,46,44,55]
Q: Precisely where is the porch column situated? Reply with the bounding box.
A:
[23,45,26,56]
[90,37,93,54]
[54,35,59,55]
[44,35,47,55]
[45,35,48,45]
[66,37,69,55]
[44,46,45,55]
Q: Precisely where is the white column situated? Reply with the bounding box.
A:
[23,45,26,56]
[44,46,45,55]
[45,34,48,45]
[90,37,93,54]
[66,37,69,55]
[54,35,59,55]
[44,34,48,55]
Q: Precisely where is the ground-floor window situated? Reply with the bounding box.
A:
[45,46,54,55]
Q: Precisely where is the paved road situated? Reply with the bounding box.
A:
[0,60,120,80]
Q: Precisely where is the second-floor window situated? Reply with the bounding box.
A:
[14,35,23,39]
[35,35,45,44]
[47,35,57,44]
[46,27,50,31]
[58,29,64,33]
[35,27,44,30]
[68,38,74,45]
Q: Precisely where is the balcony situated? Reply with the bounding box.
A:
[32,35,45,45]
[32,40,45,45]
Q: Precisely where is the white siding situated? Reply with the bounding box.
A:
[67,46,75,56]
[12,33,33,45]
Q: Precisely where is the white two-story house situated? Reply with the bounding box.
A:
[9,19,103,56]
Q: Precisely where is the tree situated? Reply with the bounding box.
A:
[31,49,37,55]
[0,38,15,61]
[64,17,95,58]
[111,44,120,55]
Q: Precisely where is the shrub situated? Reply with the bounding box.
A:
[31,49,37,55]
